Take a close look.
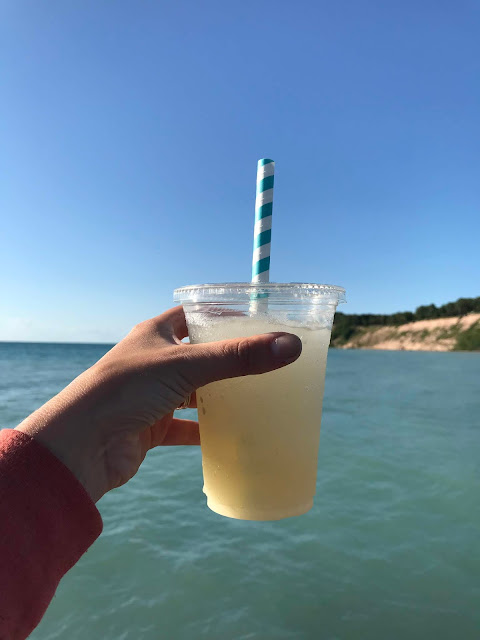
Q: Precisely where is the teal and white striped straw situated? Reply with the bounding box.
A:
[252,158,274,283]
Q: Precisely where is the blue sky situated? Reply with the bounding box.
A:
[1,0,479,342]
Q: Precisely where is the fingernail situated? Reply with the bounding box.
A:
[271,334,302,362]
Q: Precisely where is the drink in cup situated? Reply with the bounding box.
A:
[174,282,345,520]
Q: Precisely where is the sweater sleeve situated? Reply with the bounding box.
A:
[0,429,103,640]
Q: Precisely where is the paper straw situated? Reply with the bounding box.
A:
[252,159,274,283]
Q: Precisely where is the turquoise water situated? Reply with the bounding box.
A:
[1,343,479,639]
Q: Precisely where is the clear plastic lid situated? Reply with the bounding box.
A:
[174,282,346,305]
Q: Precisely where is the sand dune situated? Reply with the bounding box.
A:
[340,314,480,351]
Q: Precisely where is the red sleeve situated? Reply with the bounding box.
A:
[0,429,103,640]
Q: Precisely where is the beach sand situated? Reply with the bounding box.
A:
[341,313,480,351]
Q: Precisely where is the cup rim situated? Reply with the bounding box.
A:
[174,282,346,304]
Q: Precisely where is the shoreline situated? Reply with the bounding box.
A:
[333,313,480,352]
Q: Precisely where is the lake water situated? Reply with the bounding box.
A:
[1,343,479,639]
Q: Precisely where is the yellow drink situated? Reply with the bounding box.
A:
[188,316,332,520]
[175,282,345,521]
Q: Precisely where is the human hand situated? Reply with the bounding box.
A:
[16,306,302,502]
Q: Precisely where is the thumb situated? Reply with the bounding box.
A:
[177,332,302,389]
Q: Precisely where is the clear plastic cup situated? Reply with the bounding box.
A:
[174,283,346,520]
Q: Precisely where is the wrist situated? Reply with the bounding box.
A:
[15,400,104,503]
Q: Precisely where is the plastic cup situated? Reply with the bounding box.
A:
[173,283,345,521]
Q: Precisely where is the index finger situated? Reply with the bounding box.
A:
[152,306,189,342]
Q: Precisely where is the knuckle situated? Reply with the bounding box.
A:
[161,345,197,388]
[233,338,254,375]
[131,320,149,334]
[130,318,165,343]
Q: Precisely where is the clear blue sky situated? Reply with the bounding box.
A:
[1,1,479,342]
